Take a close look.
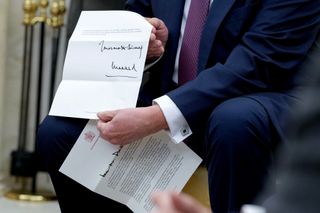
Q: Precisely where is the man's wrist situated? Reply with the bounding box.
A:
[147,105,169,131]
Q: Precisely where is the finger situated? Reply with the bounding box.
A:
[148,41,165,57]
[152,191,173,210]
[148,46,164,53]
[96,120,117,142]
[147,49,164,59]
[171,192,210,213]
[96,120,108,135]
[149,39,163,47]
[97,110,118,122]
[148,47,164,56]
[150,32,156,41]
[146,17,168,39]
[148,18,165,30]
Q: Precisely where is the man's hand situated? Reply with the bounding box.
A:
[146,17,168,59]
[96,105,168,145]
[152,191,211,213]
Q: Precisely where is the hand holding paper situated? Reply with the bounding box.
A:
[146,17,168,59]
[97,105,168,145]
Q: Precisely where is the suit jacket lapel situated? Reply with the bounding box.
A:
[162,0,185,41]
[198,0,236,71]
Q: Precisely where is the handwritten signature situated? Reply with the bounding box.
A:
[98,40,143,58]
[100,146,123,178]
[111,61,137,72]
[105,61,138,78]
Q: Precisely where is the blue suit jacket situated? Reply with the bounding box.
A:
[126,0,320,139]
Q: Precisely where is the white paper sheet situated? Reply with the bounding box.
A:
[49,11,152,119]
[60,120,202,213]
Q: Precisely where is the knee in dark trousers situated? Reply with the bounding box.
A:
[204,97,278,213]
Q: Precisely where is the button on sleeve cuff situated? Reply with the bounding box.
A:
[153,95,192,144]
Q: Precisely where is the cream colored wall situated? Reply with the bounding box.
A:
[0,0,11,188]
[0,0,70,192]
[0,0,28,191]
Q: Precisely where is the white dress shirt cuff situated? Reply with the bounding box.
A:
[240,205,266,213]
[153,95,192,144]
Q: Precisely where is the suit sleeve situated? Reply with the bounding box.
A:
[167,0,320,129]
[125,0,153,17]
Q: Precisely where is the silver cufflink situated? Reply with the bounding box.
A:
[180,128,189,136]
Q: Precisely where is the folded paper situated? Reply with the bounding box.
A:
[49,10,152,118]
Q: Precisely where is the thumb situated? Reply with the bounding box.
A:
[171,192,211,213]
[97,110,118,122]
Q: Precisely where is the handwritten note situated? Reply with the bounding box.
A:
[49,11,152,119]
